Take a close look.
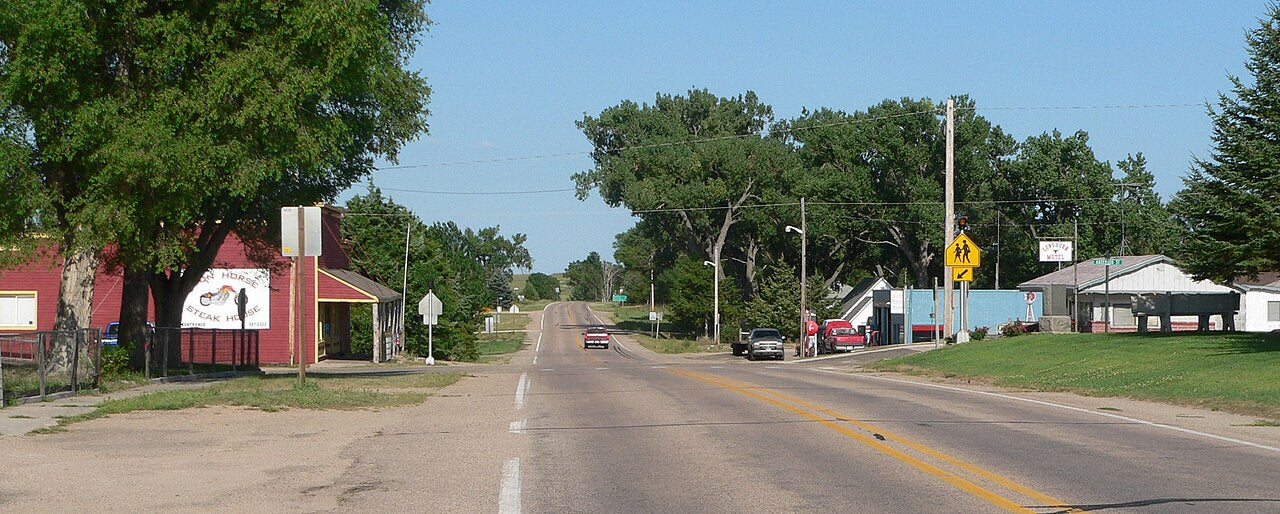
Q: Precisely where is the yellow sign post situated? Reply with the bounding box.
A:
[945,233,981,268]
[952,266,974,282]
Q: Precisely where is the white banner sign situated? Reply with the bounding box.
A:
[182,268,271,329]
[1039,241,1074,262]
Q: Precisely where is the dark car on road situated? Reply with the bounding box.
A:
[746,328,785,361]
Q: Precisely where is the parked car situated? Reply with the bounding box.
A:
[582,325,610,349]
[101,321,155,347]
[745,328,785,361]
[818,319,865,354]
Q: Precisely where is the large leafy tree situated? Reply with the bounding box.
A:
[1,2,432,359]
[575,89,800,300]
[564,251,607,302]
[1172,5,1280,282]
[777,97,1014,287]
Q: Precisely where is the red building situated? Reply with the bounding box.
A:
[0,206,404,364]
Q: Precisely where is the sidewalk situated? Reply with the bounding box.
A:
[0,373,252,437]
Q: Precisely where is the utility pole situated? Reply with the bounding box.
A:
[800,197,807,356]
[399,219,410,360]
[786,200,808,356]
[650,253,656,338]
[1073,218,1079,333]
[943,98,955,337]
[995,210,1001,290]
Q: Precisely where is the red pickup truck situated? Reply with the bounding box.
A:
[582,326,611,349]
[819,319,865,353]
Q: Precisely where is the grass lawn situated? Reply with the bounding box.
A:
[30,373,463,434]
[589,302,727,354]
[476,331,527,363]
[870,332,1280,419]
[495,312,529,331]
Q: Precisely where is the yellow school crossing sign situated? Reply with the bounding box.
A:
[945,233,981,268]
[951,266,974,282]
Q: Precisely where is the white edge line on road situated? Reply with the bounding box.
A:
[515,372,528,409]
[585,305,631,352]
[500,458,521,514]
[508,419,527,434]
[811,368,1280,454]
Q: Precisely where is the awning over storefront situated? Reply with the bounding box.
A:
[318,268,402,302]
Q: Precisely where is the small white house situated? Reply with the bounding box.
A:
[1233,273,1280,332]
[832,277,892,328]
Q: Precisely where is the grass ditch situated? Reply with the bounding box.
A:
[870,332,1280,419]
[28,372,463,435]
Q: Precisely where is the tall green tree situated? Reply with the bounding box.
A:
[660,256,742,340]
[1172,4,1280,282]
[575,89,800,300]
[565,251,607,302]
[521,272,560,301]
[777,97,1015,287]
[0,2,432,355]
[343,185,475,361]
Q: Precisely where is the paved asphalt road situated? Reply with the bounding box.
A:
[508,302,1280,513]
[4,300,1278,512]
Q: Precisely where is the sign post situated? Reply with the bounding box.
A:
[418,290,443,365]
[945,232,982,341]
[282,206,321,385]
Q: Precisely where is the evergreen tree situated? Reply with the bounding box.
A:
[1172,5,1280,282]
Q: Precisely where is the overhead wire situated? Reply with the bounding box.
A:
[369,101,1203,172]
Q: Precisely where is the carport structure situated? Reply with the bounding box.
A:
[317,268,404,363]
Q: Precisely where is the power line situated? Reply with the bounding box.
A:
[382,186,575,196]
[371,101,1203,172]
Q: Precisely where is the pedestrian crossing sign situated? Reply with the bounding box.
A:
[945,233,981,267]
[952,266,974,282]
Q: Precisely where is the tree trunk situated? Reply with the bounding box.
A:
[52,245,99,370]
[121,264,151,369]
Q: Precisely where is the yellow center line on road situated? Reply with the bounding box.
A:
[739,377,1081,513]
[668,368,1073,513]
[564,304,604,364]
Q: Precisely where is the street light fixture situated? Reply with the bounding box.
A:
[785,225,807,357]
[703,260,719,346]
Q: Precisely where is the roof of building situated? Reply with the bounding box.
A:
[1233,271,1280,292]
[322,268,402,302]
[837,276,891,320]
[1017,255,1171,291]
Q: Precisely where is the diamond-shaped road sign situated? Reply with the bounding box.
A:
[945,233,981,268]
[418,291,443,325]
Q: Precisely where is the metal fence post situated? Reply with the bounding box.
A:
[1,340,6,408]
[231,330,237,371]
[162,328,170,378]
[144,330,152,380]
[187,328,194,376]
[212,330,217,371]
[36,332,47,400]
[70,330,81,394]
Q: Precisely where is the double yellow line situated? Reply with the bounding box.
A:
[668,368,1080,513]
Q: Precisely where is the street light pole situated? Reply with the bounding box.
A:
[786,218,807,357]
[703,259,719,346]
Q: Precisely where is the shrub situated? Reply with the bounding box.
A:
[1000,320,1027,338]
[971,326,988,341]
[101,342,133,380]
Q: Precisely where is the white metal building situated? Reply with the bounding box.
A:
[1018,255,1236,332]
[1232,273,1280,332]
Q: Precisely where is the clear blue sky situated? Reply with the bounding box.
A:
[338,1,1266,274]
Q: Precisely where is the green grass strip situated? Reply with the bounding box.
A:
[870,332,1280,418]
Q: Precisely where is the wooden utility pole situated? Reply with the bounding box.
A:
[943,98,955,337]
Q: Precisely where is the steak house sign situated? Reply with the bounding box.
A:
[182,268,271,329]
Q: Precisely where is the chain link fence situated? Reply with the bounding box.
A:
[0,329,101,407]
[145,327,259,379]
